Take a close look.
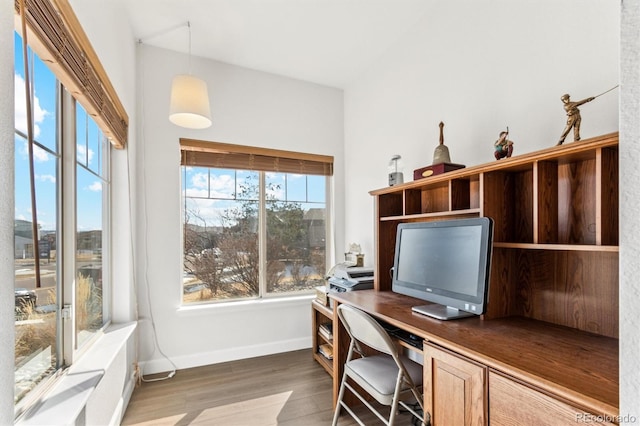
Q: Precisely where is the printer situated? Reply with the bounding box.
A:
[327,265,374,292]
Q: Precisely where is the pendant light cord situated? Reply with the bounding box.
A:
[187,21,192,74]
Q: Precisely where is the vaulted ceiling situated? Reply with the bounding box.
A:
[117,0,431,88]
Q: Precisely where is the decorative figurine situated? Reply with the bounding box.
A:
[388,155,404,186]
[556,85,619,146]
[413,121,465,179]
[433,121,451,164]
[494,127,514,160]
[556,94,594,145]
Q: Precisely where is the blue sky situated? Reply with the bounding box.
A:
[183,168,326,227]
[14,32,105,232]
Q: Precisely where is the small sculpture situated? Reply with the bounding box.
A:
[388,155,404,186]
[433,122,451,164]
[494,128,514,160]
[556,85,618,146]
[556,94,594,145]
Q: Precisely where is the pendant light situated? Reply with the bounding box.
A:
[169,21,212,129]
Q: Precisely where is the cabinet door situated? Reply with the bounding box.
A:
[489,371,616,426]
[424,343,487,426]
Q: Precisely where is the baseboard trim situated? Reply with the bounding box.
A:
[139,336,311,375]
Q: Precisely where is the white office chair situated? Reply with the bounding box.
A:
[332,304,425,426]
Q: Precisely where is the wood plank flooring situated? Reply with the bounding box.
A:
[121,349,419,426]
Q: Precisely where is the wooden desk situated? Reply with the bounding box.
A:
[330,290,619,425]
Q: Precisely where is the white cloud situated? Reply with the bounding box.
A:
[77,144,95,164]
[18,140,50,162]
[88,181,102,192]
[37,174,56,183]
[188,171,236,199]
[14,74,48,139]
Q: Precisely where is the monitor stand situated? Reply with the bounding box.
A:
[412,304,475,320]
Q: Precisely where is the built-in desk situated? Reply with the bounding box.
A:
[330,290,619,425]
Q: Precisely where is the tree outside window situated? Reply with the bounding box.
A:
[183,168,328,303]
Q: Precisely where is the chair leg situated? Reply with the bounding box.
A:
[331,371,348,426]
[387,372,405,426]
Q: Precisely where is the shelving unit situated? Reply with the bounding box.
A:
[311,299,333,376]
[325,133,619,424]
[370,132,619,338]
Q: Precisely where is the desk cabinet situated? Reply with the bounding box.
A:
[424,343,486,426]
[489,371,616,426]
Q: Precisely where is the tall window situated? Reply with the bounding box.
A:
[181,141,332,303]
[14,30,60,406]
[13,29,113,411]
[75,103,110,348]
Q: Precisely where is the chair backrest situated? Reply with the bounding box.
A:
[337,304,399,357]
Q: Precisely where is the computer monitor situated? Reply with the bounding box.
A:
[391,217,493,320]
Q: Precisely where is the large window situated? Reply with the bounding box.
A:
[75,103,110,348]
[181,141,332,303]
[13,29,112,412]
[14,31,59,406]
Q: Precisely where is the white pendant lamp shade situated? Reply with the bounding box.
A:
[169,74,212,129]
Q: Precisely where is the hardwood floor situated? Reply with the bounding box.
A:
[121,349,420,425]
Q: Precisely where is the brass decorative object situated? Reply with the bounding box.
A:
[494,127,514,160]
[432,121,451,164]
[556,85,618,145]
[413,122,465,179]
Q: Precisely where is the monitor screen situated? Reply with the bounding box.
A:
[392,217,493,320]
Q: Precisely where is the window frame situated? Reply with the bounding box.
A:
[13,0,124,412]
[180,140,334,304]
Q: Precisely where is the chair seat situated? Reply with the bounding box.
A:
[346,354,423,405]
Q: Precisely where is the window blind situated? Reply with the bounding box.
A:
[180,139,334,176]
[15,0,128,149]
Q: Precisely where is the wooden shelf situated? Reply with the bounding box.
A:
[371,132,619,338]
[379,208,481,222]
[311,299,334,377]
[493,242,619,252]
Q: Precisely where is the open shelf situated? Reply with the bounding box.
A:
[370,132,619,339]
[311,300,334,376]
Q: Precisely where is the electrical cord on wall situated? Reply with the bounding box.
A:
[128,40,177,383]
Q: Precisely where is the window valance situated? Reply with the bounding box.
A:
[180,139,334,176]
[15,0,128,148]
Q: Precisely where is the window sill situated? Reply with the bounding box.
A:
[177,293,316,316]
[16,322,136,425]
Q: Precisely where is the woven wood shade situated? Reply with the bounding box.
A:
[180,139,334,176]
[14,0,128,149]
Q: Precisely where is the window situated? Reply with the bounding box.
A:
[181,140,333,303]
[14,31,60,405]
[75,103,110,348]
[13,0,125,408]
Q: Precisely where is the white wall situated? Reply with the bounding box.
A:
[620,2,640,423]
[1,0,16,423]
[136,45,344,373]
[344,0,619,262]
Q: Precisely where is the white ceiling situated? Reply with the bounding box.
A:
[118,0,431,89]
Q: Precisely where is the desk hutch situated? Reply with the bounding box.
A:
[326,132,619,425]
